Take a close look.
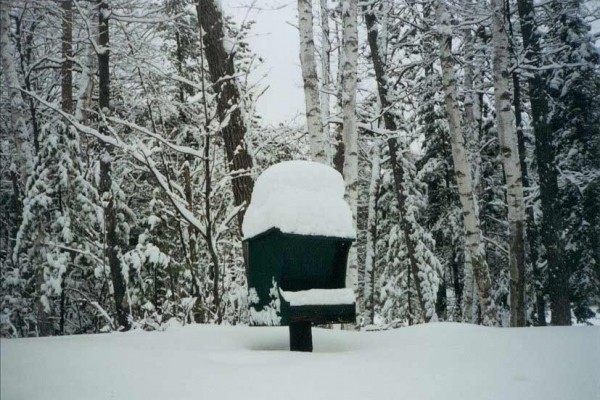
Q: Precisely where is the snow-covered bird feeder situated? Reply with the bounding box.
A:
[242,161,357,352]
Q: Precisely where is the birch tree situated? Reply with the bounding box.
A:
[331,6,345,174]
[341,0,359,323]
[503,0,543,327]
[490,0,526,327]
[0,1,22,264]
[0,2,31,187]
[319,0,332,163]
[297,0,327,163]
[436,0,496,325]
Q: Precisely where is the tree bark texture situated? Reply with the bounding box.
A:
[512,70,545,325]
[1,2,30,187]
[436,1,496,325]
[61,0,73,114]
[365,143,381,324]
[297,0,327,163]
[490,0,526,327]
[197,0,254,232]
[460,6,479,324]
[14,14,40,154]
[319,0,332,163]
[97,0,130,331]
[516,0,570,326]
[2,1,46,334]
[59,0,74,336]
[341,0,359,326]
[364,8,429,322]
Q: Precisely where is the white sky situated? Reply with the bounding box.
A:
[222,0,600,127]
[223,0,305,126]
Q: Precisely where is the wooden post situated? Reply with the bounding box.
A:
[289,322,312,352]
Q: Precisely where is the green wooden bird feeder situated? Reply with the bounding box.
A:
[242,161,357,352]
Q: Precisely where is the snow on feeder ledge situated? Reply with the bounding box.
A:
[242,161,357,352]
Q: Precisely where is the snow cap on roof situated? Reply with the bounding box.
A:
[242,160,356,239]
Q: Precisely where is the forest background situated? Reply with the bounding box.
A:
[0,0,599,337]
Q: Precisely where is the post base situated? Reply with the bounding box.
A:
[289,321,312,352]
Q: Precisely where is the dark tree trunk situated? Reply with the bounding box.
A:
[61,0,73,114]
[196,0,254,232]
[10,171,22,251]
[175,30,186,105]
[204,128,221,322]
[509,31,546,327]
[332,127,345,175]
[435,279,447,320]
[506,3,529,327]
[511,75,536,326]
[516,0,570,325]
[196,3,224,321]
[364,9,428,322]
[387,137,427,319]
[451,247,463,318]
[58,0,74,337]
[97,0,129,330]
[15,16,39,154]
[174,28,203,321]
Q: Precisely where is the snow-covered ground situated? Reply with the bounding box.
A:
[2,323,598,400]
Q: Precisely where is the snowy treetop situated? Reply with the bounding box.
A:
[242,160,356,239]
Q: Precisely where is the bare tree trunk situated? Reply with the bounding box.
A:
[363,7,429,322]
[462,250,475,322]
[96,0,129,331]
[365,143,381,324]
[14,15,39,154]
[176,20,203,322]
[203,129,221,322]
[59,0,74,336]
[505,0,540,326]
[1,2,45,334]
[195,2,222,322]
[196,0,254,233]
[388,138,428,320]
[436,1,496,325]
[182,162,202,319]
[332,128,345,174]
[511,71,540,325]
[460,5,478,324]
[0,2,29,188]
[461,1,481,191]
[490,0,526,327]
[516,0,569,326]
[297,0,327,163]
[341,0,359,327]
[75,48,95,124]
[332,15,345,174]
[61,0,73,115]
[319,0,332,163]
